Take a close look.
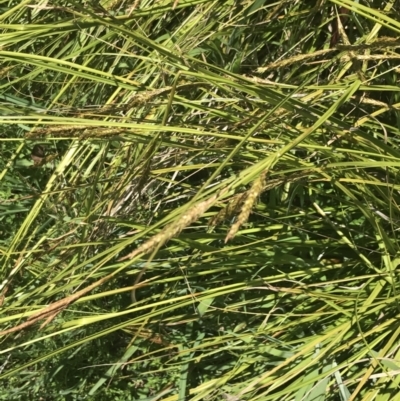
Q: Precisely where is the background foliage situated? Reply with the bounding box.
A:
[1,0,400,400]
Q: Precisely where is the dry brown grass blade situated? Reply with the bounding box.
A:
[0,285,8,308]
[330,6,351,48]
[0,273,113,336]
[0,191,227,336]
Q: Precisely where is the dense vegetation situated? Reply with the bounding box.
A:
[1,0,400,400]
